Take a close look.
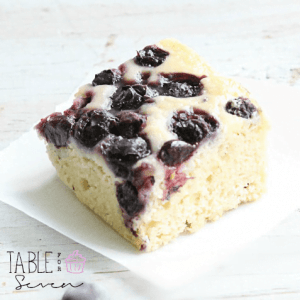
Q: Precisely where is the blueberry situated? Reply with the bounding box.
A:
[100,135,151,178]
[173,118,205,145]
[158,140,195,166]
[92,69,121,86]
[154,73,206,98]
[101,135,150,164]
[36,113,75,148]
[110,85,148,110]
[172,109,219,144]
[225,97,257,119]
[116,181,144,216]
[134,45,169,67]
[74,110,117,148]
[116,164,155,217]
[111,111,146,138]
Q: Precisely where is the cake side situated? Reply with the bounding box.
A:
[137,108,268,251]
[46,143,146,249]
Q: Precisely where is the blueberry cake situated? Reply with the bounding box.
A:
[36,39,269,252]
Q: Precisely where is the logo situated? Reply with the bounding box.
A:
[65,250,86,274]
[6,250,85,290]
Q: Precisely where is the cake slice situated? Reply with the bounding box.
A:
[36,39,269,252]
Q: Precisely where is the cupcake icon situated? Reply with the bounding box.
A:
[65,250,86,274]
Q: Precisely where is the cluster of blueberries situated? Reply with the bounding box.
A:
[37,45,257,218]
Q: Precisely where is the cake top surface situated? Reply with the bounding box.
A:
[36,38,261,174]
[36,38,261,168]
[74,38,259,153]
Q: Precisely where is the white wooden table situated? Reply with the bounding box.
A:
[1,1,300,299]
